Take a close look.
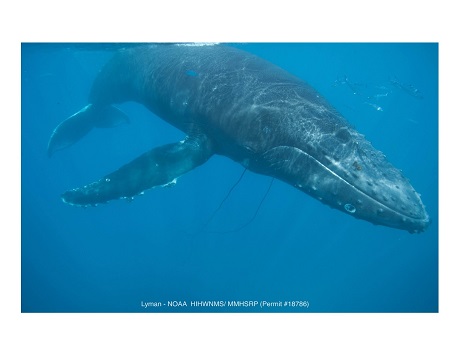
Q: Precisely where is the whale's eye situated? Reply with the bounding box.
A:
[344,203,356,213]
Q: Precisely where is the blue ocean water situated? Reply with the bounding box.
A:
[21,43,438,313]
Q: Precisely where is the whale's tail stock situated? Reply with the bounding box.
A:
[47,104,129,157]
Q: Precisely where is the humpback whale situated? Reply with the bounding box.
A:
[48,44,430,233]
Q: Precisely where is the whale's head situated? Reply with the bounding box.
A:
[258,126,430,233]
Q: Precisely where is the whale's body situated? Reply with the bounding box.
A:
[48,44,429,233]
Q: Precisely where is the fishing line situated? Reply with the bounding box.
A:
[177,167,247,266]
[206,176,275,234]
[232,177,275,233]
[179,173,274,266]
[202,167,247,230]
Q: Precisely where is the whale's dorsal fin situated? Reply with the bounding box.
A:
[47,104,129,157]
[60,134,214,206]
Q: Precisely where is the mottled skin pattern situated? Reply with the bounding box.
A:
[49,44,429,233]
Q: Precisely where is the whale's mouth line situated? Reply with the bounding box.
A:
[287,146,428,224]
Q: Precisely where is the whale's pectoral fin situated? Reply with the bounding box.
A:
[61,134,214,206]
[47,104,129,157]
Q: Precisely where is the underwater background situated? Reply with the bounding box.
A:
[21,43,438,313]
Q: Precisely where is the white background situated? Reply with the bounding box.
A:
[1,0,457,344]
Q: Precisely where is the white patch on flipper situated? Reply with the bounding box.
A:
[162,178,177,188]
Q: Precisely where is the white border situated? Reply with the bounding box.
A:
[3,0,457,343]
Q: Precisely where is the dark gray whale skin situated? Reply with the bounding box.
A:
[48,44,430,233]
